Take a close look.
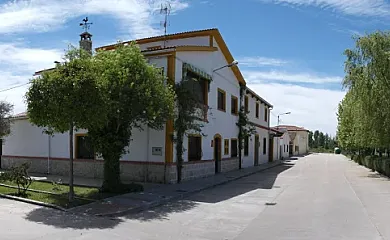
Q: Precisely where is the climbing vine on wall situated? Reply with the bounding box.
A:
[237,85,256,168]
[173,79,208,183]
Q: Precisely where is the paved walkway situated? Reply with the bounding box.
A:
[3,154,390,239]
[69,160,282,216]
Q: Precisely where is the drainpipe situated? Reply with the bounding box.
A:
[47,135,51,174]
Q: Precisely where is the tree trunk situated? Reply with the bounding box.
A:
[102,153,122,192]
[68,123,74,202]
[176,130,184,183]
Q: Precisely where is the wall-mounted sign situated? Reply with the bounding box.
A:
[152,147,163,156]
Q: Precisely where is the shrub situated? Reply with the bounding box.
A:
[0,163,32,196]
[383,159,390,176]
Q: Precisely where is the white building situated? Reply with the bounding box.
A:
[2,28,275,183]
[274,125,309,156]
[271,127,291,160]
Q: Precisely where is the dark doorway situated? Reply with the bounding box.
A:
[269,138,274,162]
[214,136,221,173]
[254,135,259,166]
[289,144,293,156]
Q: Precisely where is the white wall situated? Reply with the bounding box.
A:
[175,45,240,162]
[241,127,269,168]
[3,119,166,162]
[246,94,270,128]
[293,131,309,155]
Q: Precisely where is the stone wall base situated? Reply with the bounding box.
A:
[1,156,239,184]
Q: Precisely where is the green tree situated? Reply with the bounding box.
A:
[25,48,106,201]
[89,43,175,192]
[313,130,319,148]
[324,133,330,149]
[338,31,390,155]
[318,132,325,148]
[308,131,314,148]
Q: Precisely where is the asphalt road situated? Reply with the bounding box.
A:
[1,154,389,240]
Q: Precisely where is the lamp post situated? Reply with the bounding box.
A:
[276,111,291,160]
[212,60,238,73]
[277,112,291,128]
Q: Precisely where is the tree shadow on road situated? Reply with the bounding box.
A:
[123,199,198,222]
[186,162,294,204]
[24,207,123,229]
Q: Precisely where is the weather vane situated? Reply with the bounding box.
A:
[80,17,93,32]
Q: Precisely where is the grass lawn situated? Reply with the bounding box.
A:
[0,180,142,208]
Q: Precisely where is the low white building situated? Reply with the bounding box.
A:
[275,125,309,156]
[271,127,291,160]
[2,28,275,183]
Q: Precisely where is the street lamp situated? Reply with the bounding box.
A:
[277,112,291,127]
[212,60,238,72]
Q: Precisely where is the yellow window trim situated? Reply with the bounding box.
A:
[224,139,229,155]
[217,88,226,112]
[231,95,238,116]
[165,53,176,163]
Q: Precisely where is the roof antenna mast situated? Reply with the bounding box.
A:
[160,2,171,47]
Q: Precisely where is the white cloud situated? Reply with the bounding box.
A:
[0,43,64,115]
[243,70,343,84]
[249,82,345,135]
[238,56,288,67]
[0,0,189,38]
[0,43,63,72]
[261,0,390,17]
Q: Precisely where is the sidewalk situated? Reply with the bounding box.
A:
[28,172,160,191]
[69,160,283,217]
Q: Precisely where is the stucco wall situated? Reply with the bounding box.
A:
[293,131,309,155]
[175,47,240,163]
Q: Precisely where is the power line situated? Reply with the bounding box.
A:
[0,82,31,93]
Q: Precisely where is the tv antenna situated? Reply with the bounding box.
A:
[80,17,93,32]
[160,2,171,47]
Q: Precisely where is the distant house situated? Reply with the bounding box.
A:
[270,127,291,160]
[274,125,309,156]
[2,28,275,184]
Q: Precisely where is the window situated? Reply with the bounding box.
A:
[284,144,286,152]
[244,96,249,113]
[217,88,226,111]
[263,138,267,154]
[255,102,259,118]
[264,107,268,122]
[244,136,249,156]
[295,146,299,152]
[287,145,289,152]
[224,139,229,155]
[231,96,238,115]
[231,139,238,157]
[184,70,208,105]
[75,135,94,159]
[188,136,202,161]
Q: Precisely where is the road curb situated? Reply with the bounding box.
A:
[0,193,67,211]
[96,161,283,217]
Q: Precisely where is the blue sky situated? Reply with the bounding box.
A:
[0,0,388,135]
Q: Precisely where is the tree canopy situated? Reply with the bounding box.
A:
[88,43,175,191]
[337,31,390,155]
[26,44,175,193]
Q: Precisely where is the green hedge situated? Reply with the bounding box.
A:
[350,154,390,177]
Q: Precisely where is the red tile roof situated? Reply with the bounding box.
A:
[274,125,309,132]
